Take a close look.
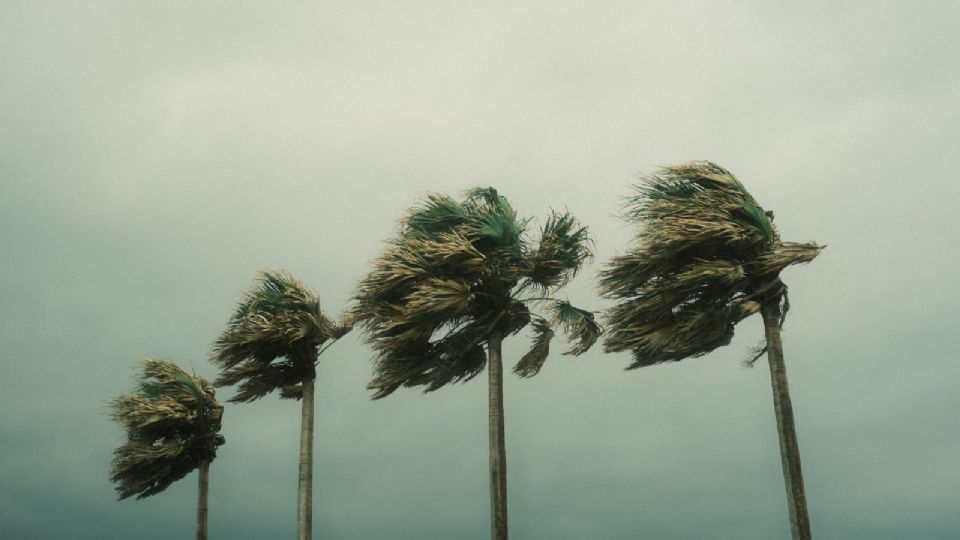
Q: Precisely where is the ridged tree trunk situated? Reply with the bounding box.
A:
[197,459,209,540]
[297,378,316,540]
[761,301,812,540]
[487,331,508,540]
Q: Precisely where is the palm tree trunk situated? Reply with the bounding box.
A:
[761,301,812,540]
[297,378,315,540]
[197,459,209,540]
[487,331,508,540]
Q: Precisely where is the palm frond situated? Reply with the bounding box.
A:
[279,384,304,400]
[365,315,494,399]
[461,188,527,254]
[331,311,355,340]
[550,300,602,356]
[402,193,469,240]
[523,211,593,292]
[513,319,555,377]
[404,278,474,320]
[751,241,823,278]
[607,299,761,369]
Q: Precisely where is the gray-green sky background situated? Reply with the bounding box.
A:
[2,2,958,538]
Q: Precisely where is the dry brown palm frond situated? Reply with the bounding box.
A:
[751,241,823,277]
[514,319,554,377]
[404,278,475,320]
[601,161,823,367]
[406,232,488,273]
[107,359,224,500]
[215,358,303,403]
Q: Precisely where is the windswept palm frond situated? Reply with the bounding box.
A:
[751,241,823,278]
[403,193,470,240]
[514,318,554,377]
[108,359,224,500]
[550,300,602,356]
[211,270,345,402]
[522,211,593,293]
[463,187,530,262]
[601,161,823,367]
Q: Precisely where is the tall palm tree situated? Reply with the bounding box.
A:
[108,359,225,540]
[599,161,822,540]
[353,187,601,540]
[210,270,350,540]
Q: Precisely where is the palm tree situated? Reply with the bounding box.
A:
[353,187,601,540]
[599,161,822,540]
[108,359,225,540]
[210,270,351,540]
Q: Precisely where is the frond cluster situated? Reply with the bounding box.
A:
[108,359,224,500]
[354,187,600,398]
[600,161,822,368]
[211,270,349,402]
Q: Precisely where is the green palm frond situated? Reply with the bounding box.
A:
[523,211,593,292]
[108,359,224,500]
[550,300,602,356]
[354,187,599,398]
[601,161,822,367]
[475,211,526,252]
[211,270,347,402]
[403,193,469,240]
[461,187,529,257]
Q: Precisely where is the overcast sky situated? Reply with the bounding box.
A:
[2,2,958,539]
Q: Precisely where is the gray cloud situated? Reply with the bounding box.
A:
[2,1,958,538]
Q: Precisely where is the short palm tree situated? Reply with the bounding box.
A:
[210,270,350,540]
[353,187,601,540]
[600,161,822,539]
[108,359,225,540]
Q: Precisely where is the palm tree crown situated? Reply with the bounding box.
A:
[210,270,350,402]
[600,161,822,366]
[353,186,601,398]
[108,359,224,500]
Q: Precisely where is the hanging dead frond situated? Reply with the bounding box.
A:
[550,300,602,356]
[514,319,555,377]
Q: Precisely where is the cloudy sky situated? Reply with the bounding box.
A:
[2,2,958,539]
